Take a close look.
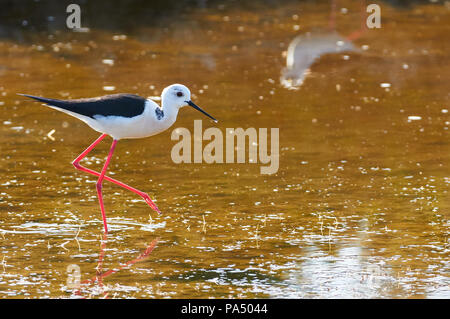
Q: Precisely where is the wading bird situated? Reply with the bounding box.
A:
[19,84,217,233]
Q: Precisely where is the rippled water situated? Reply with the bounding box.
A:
[0,0,449,298]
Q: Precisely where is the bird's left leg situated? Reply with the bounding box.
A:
[72,134,160,214]
[96,139,118,233]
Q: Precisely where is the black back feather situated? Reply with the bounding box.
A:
[18,93,146,118]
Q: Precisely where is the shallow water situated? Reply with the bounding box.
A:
[0,0,449,298]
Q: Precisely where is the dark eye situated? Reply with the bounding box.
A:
[176,92,183,97]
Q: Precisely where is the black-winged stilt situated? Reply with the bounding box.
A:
[19,84,217,233]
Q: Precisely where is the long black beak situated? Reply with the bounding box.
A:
[186,100,218,123]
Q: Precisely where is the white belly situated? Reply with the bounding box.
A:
[86,113,175,140]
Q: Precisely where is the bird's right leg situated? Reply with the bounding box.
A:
[71,134,161,214]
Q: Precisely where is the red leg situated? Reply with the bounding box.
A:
[72,134,108,166]
[96,139,118,233]
[72,134,161,219]
[346,0,367,41]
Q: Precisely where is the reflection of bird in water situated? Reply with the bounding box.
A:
[280,32,355,89]
[73,234,159,298]
[280,0,366,89]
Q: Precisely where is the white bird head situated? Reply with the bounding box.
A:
[162,84,217,122]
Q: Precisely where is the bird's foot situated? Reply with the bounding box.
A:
[141,193,161,214]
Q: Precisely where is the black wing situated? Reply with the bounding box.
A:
[18,93,146,118]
